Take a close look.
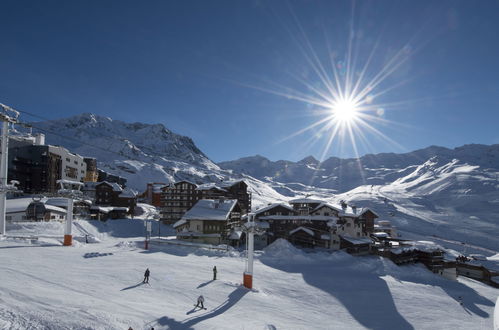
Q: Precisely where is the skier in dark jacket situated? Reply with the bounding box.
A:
[195,295,205,309]
[143,268,150,283]
[213,266,217,280]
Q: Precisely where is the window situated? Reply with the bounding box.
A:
[6,216,12,220]
[346,223,351,227]
[324,212,330,216]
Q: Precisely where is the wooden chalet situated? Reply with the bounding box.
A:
[173,199,242,245]
[95,181,137,215]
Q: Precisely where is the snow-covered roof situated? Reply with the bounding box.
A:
[259,215,338,222]
[373,232,389,238]
[311,203,342,213]
[181,199,238,221]
[340,235,372,245]
[44,205,67,214]
[195,183,227,192]
[338,206,378,218]
[119,188,137,198]
[229,230,243,240]
[90,206,129,214]
[96,181,123,192]
[289,226,314,236]
[151,183,167,193]
[177,232,221,238]
[173,218,187,228]
[466,258,499,271]
[6,198,37,213]
[289,198,323,204]
[57,179,84,187]
[45,198,70,208]
[321,234,331,240]
[254,203,295,215]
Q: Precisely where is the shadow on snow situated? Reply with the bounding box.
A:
[152,286,249,329]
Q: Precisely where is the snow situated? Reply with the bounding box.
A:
[495,296,499,330]
[254,203,294,215]
[341,236,372,245]
[182,199,238,221]
[134,203,159,220]
[6,198,35,213]
[0,222,498,329]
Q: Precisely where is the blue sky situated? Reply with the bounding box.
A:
[1,0,498,162]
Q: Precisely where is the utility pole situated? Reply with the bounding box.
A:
[0,104,20,236]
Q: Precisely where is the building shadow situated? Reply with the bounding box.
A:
[152,286,249,329]
[260,255,414,330]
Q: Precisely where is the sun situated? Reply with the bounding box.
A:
[331,98,359,123]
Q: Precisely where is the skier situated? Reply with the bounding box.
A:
[195,295,205,309]
[213,266,217,280]
[458,296,463,306]
[143,268,150,283]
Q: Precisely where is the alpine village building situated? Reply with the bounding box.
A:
[160,180,251,223]
[173,199,242,245]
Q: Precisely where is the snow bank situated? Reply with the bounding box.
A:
[495,296,499,330]
[262,239,311,263]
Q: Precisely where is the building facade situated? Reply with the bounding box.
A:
[160,180,251,223]
[173,199,242,245]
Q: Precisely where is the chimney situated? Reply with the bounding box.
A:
[34,133,45,146]
[340,200,347,210]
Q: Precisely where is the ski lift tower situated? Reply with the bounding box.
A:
[57,179,84,246]
[0,104,20,236]
[242,213,266,289]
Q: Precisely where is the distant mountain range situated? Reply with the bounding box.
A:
[33,113,499,252]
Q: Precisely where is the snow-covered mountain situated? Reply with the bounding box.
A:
[33,113,227,189]
[32,113,288,207]
[220,146,499,251]
[219,144,499,192]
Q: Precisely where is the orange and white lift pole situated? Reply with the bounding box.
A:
[243,213,256,289]
[57,180,83,246]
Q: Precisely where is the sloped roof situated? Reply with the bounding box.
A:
[6,198,39,213]
[196,183,227,192]
[173,218,187,228]
[181,199,238,221]
[218,180,246,188]
[340,235,372,245]
[119,188,137,198]
[254,203,295,215]
[43,205,67,214]
[289,198,323,204]
[96,181,123,192]
[311,203,342,213]
[289,226,315,236]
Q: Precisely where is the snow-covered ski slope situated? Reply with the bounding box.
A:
[1,220,497,329]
